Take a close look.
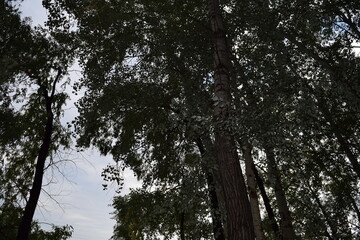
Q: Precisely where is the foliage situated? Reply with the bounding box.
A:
[0,202,73,240]
[112,186,212,240]
[42,0,360,239]
[0,1,74,239]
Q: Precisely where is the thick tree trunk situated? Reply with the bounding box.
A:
[16,108,53,240]
[208,0,255,239]
[253,163,282,239]
[264,147,295,240]
[196,138,226,240]
[242,143,265,240]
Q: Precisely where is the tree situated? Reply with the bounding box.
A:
[0,2,74,239]
[45,0,230,239]
[43,0,360,239]
[208,0,254,238]
[242,143,265,240]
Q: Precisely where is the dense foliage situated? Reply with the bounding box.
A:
[42,0,360,239]
[2,0,359,239]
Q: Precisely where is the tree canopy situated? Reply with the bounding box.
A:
[2,0,359,239]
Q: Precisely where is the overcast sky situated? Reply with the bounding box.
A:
[19,1,140,239]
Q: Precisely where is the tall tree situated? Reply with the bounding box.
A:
[208,0,255,239]
[43,0,360,239]
[0,2,74,239]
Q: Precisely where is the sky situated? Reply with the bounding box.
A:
[18,1,140,239]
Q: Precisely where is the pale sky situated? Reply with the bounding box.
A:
[19,1,140,239]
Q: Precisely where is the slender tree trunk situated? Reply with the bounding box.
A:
[307,182,339,239]
[16,100,54,240]
[306,83,360,178]
[242,142,265,240]
[351,198,360,224]
[338,8,360,41]
[16,75,58,240]
[166,51,226,240]
[208,0,255,239]
[196,138,226,240]
[317,98,360,179]
[253,163,282,239]
[287,60,360,178]
[180,211,186,240]
[322,167,360,224]
[264,147,295,240]
[286,36,360,178]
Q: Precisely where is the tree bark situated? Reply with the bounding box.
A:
[264,147,296,240]
[242,143,265,240]
[208,0,255,239]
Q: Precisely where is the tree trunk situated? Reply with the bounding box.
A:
[307,182,339,239]
[317,98,360,179]
[242,142,265,240]
[196,138,226,240]
[166,51,226,240]
[17,80,56,240]
[262,2,360,179]
[180,211,186,240]
[322,166,360,227]
[16,112,53,240]
[264,147,295,240]
[351,197,360,224]
[285,37,360,179]
[253,163,282,239]
[208,0,255,239]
